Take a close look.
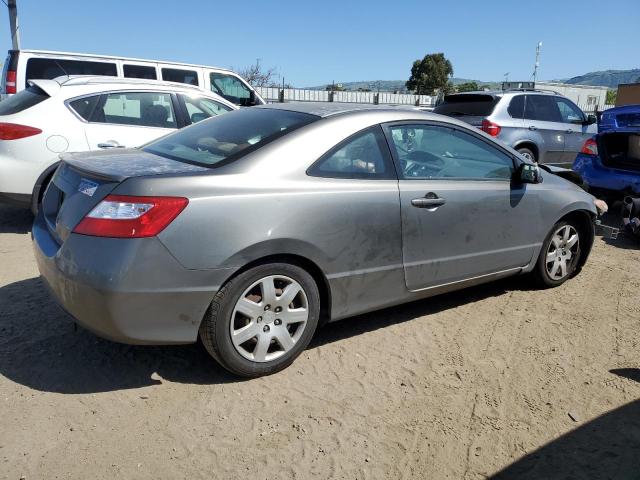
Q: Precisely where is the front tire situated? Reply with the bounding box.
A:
[533,221,581,288]
[199,263,320,377]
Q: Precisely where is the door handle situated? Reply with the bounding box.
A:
[565,129,574,134]
[97,141,125,149]
[411,194,446,209]
[528,126,537,131]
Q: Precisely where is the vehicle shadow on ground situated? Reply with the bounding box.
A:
[0,204,32,234]
[0,275,533,394]
[491,369,640,479]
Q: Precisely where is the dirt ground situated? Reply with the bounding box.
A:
[1,203,639,480]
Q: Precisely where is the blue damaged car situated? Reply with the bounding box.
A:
[573,104,640,199]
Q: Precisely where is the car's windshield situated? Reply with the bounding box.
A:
[144,108,318,167]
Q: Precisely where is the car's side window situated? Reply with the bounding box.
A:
[162,68,199,86]
[210,73,252,105]
[123,64,157,80]
[507,95,525,118]
[68,95,101,121]
[524,95,562,122]
[308,127,395,179]
[181,95,232,124]
[555,98,585,124]
[90,92,177,129]
[388,124,514,180]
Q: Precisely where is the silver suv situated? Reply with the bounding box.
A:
[433,90,597,167]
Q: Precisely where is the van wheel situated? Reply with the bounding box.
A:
[533,221,581,288]
[517,147,537,163]
[199,263,320,377]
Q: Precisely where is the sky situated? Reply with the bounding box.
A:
[1,0,638,87]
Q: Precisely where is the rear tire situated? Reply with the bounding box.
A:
[199,263,320,378]
[533,220,582,288]
[517,147,537,163]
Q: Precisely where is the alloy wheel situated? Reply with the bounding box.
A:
[545,225,579,281]
[230,275,309,362]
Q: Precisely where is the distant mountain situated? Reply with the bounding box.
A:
[308,69,640,92]
[562,69,640,89]
[307,78,499,92]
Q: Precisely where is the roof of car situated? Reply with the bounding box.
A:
[444,89,561,98]
[256,102,433,118]
[16,49,236,74]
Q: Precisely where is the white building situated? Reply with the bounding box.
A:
[536,81,609,110]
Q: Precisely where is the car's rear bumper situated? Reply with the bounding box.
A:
[573,154,640,195]
[32,210,235,345]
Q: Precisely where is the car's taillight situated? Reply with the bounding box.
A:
[481,119,501,137]
[0,122,42,140]
[74,195,188,238]
[5,70,16,94]
[580,138,598,156]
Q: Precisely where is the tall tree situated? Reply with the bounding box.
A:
[406,53,453,95]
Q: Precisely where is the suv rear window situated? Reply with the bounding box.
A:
[0,84,49,115]
[26,58,117,85]
[144,108,318,167]
[433,94,499,117]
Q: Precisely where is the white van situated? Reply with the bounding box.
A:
[0,49,265,107]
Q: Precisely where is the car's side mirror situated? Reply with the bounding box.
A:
[584,114,597,125]
[248,91,257,106]
[514,162,542,184]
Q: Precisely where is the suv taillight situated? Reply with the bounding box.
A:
[580,138,598,156]
[481,119,501,137]
[0,122,42,140]
[74,195,189,238]
[5,70,16,94]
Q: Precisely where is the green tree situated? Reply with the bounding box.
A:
[406,53,453,95]
[456,81,479,93]
[606,89,617,105]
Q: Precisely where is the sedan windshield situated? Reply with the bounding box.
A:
[144,108,318,167]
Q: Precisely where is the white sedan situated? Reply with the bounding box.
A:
[0,76,236,211]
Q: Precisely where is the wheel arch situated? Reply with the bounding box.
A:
[556,209,596,270]
[219,253,332,326]
[513,141,539,162]
[31,161,60,214]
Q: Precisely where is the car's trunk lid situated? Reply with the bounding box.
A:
[43,149,207,244]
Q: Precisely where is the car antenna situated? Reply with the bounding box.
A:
[54,60,69,78]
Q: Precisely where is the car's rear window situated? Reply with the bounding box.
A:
[0,84,49,115]
[433,94,500,117]
[144,108,319,167]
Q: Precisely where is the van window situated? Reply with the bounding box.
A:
[210,73,252,106]
[161,68,199,86]
[123,64,157,80]
[91,92,177,129]
[25,58,117,85]
[0,84,49,115]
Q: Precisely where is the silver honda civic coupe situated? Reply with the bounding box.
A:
[33,103,599,377]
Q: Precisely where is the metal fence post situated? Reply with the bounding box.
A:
[279,89,284,103]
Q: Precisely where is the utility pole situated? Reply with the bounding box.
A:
[8,0,21,50]
[532,42,542,84]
